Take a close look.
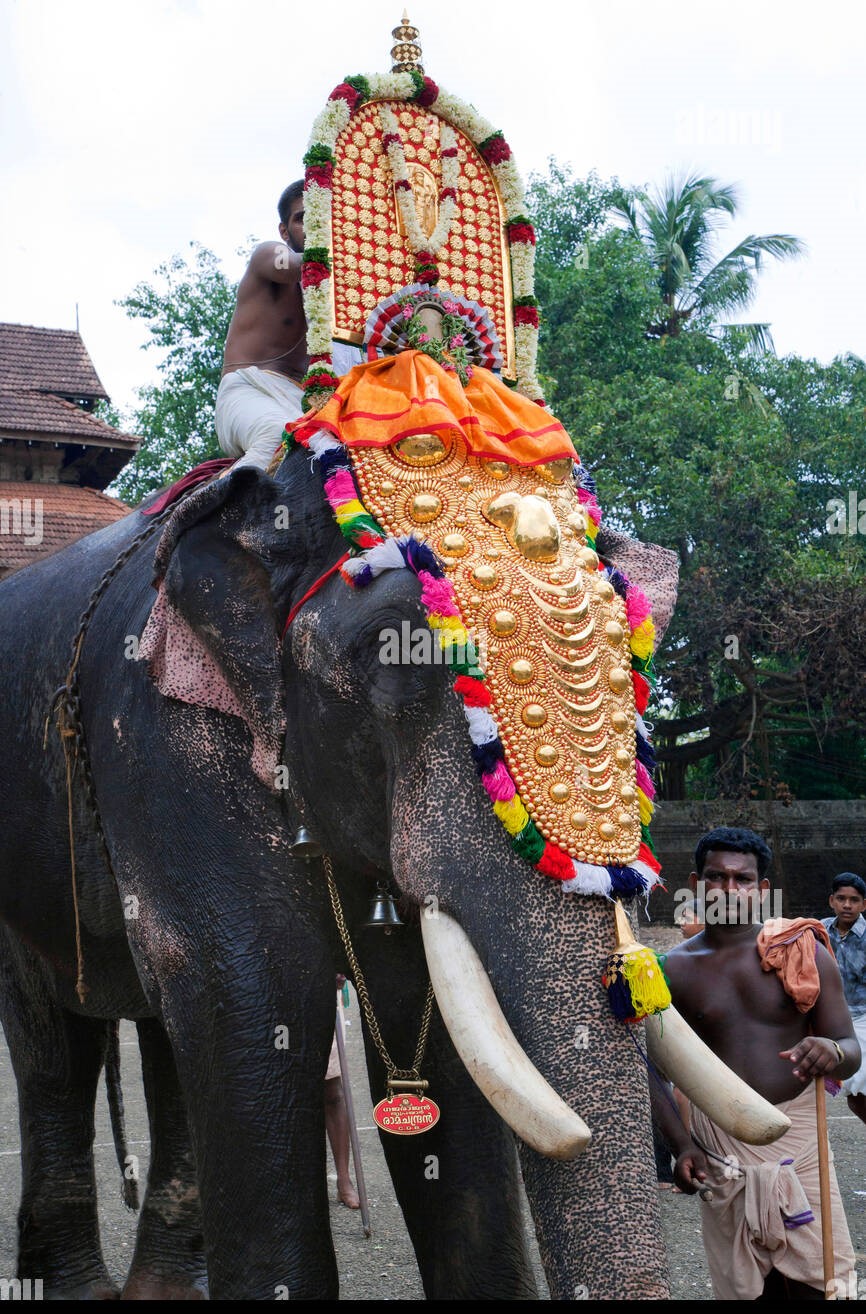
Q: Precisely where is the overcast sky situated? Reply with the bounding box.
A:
[2,0,864,411]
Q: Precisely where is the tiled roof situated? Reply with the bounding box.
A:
[0,481,131,576]
[0,323,109,398]
[0,391,138,446]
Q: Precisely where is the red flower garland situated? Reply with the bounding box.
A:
[301,262,331,289]
[329,81,363,113]
[513,305,540,328]
[507,221,536,246]
[414,76,439,108]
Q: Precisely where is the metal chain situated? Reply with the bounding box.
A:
[324,854,434,1083]
[49,507,173,875]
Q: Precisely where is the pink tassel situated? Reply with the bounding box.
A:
[635,760,655,800]
[323,469,357,506]
[481,761,517,802]
[577,488,602,526]
[417,570,461,617]
[625,585,652,629]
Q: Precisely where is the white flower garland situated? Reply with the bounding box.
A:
[377,103,459,255]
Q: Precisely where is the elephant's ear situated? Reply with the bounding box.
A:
[139,469,289,788]
[595,525,680,643]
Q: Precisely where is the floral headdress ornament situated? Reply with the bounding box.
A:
[298,22,541,410]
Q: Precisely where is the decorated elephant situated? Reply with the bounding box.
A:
[0,437,789,1299]
[0,31,790,1302]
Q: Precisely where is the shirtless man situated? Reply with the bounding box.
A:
[216,180,359,471]
[652,826,860,1301]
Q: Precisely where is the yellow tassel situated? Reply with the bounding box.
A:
[438,625,470,649]
[621,947,671,1017]
[428,614,465,632]
[334,499,368,524]
[629,618,655,661]
[637,787,653,827]
[493,795,529,835]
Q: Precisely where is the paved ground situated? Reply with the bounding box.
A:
[1,976,863,1299]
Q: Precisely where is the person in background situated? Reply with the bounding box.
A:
[324,974,360,1209]
[821,872,866,1127]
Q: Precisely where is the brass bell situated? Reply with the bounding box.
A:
[363,882,404,931]
[290,826,322,859]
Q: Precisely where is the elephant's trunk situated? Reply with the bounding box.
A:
[420,908,590,1159]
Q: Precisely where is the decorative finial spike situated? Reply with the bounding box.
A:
[391,11,423,73]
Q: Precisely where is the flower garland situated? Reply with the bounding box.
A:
[283,424,662,901]
[362,283,503,375]
[300,70,544,411]
[378,104,459,283]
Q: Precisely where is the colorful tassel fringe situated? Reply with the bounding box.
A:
[284,426,663,900]
[603,902,672,1021]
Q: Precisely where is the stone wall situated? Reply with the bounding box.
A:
[639,800,866,927]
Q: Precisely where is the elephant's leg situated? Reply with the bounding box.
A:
[121,1019,207,1301]
[0,934,118,1300]
[123,902,338,1301]
[356,935,538,1299]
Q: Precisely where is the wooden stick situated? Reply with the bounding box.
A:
[814,1077,835,1300]
[335,995,372,1238]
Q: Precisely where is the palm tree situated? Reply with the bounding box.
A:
[611,174,804,353]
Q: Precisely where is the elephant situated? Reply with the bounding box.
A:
[0,448,694,1300]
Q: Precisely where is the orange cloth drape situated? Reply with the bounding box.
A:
[294,351,576,466]
[756,918,833,1013]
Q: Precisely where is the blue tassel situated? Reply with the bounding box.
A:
[349,563,374,589]
[608,865,648,898]
[316,447,350,479]
[401,537,445,579]
[636,736,656,770]
[574,464,597,495]
[608,567,629,599]
[470,738,506,774]
[605,974,636,1021]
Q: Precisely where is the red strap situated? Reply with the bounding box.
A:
[282,553,350,637]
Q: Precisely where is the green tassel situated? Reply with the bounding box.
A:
[512,820,546,865]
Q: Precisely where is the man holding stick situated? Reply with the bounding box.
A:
[652,827,860,1301]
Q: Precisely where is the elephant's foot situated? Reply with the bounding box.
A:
[121,1269,208,1300]
[42,1276,120,1300]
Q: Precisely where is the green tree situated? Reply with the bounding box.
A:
[527,164,866,802]
[109,243,239,504]
[610,174,804,352]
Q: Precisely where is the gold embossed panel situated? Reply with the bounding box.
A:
[331,101,514,376]
[350,441,641,866]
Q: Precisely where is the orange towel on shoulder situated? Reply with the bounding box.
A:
[756,918,832,1013]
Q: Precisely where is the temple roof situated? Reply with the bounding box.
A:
[0,391,138,447]
[0,481,131,577]
[0,323,109,399]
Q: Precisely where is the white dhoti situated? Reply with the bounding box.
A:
[215,367,304,472]
[690,1083,855,1299]
[216,345,363,472]
[843,1013,866,1097]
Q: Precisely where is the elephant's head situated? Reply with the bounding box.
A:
[139,446,782,1299]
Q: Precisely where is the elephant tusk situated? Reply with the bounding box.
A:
[645,1006,792,1144]
[420,909,591,1160]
